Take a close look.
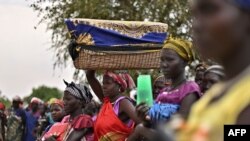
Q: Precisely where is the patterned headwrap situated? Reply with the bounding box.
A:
[104,71,135,93]
[63,80,93,103]
[234,0,250,11]
[51,99,64,108]
[163,36,197,64]
[205,65,225,78]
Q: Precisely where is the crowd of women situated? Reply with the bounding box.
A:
[1,0,250,140]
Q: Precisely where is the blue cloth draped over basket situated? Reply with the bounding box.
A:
[64,18,168,70]
[65,18,168,47]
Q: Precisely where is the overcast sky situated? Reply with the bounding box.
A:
[0,0,76,99]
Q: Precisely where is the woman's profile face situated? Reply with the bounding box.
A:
[102,75,120,98]
[191,0,250,63]
[63,91,81,115]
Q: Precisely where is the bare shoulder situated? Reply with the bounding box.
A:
[180,93,199,119]
[182,93,199,103]
[119,98,134,109]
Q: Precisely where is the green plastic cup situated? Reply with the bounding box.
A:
[136,75,153,106]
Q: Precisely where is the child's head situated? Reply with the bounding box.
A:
[153,75,165,99]
[195,63,208,92]
[50,99,65,122]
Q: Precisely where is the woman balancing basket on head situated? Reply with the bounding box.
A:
[65,19,168,141]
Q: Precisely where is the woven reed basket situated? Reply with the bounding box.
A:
[65,18,168,70]
[73,50,161,70]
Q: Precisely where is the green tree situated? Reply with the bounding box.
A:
[24,85,62,103]
[0,90,11,108]
[29,0,192,71]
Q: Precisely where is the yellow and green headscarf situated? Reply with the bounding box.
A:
[163,36,197,64]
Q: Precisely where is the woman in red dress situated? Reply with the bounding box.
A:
[44,80,94,141]
[86,70,140,141]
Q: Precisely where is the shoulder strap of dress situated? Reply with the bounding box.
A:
[113,96,132,115]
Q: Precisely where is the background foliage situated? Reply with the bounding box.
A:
[29,0,192,80]
[23,85,62,103]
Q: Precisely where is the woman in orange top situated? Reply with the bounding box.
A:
[86,70,140,141]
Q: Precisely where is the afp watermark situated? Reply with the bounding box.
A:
[224,125,250,141]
